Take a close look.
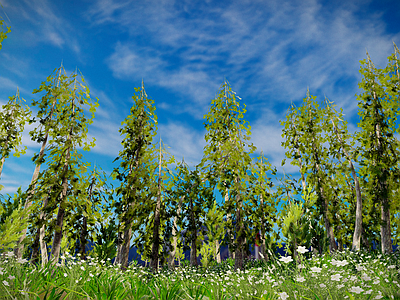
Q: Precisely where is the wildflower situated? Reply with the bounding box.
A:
[279,256,293,263]
[348,286,364,294]
[297,246,309,254]
[331,274,342,281]
[310,266,322,273]
[296,276,306,282]
[277,291,289,300]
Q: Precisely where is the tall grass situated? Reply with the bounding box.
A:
[0,243,399,300]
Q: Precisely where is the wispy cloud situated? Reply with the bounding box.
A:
[92,0,400,121]
[3,0,81,54]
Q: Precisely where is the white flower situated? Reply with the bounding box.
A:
[297,246,309,254]
[310,266,322,273]
[278,292,289,300]
[348,286,364,294]
[296,276,306,282]
[331,274,342,281]
[279,256,293,263]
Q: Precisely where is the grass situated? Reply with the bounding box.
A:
[0,245,399,300]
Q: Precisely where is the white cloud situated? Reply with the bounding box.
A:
[0,77,20,92]
[4,0,81,54]
[93,0,399,128]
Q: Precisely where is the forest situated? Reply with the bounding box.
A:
[0,18,400,274]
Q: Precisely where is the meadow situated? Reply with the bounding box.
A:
[0,245,399,300]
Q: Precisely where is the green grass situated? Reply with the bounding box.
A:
[0,246,399,300]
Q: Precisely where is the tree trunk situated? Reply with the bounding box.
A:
[30,230,40,266]
[119,226,131,270]
[189,198,198,267]
[118,142,140,270]
[149,142,163,273]
[168,194,183,270]
[79,170,96,261]
[190,230,198,267]
[80,215,88,260]
[380,197,393,254]
[295,132,317,255]
[0,147,6,178]
[234,176,245,271]
[49,88,76,271]
[225,187,236,260]
[375,123,393,255]
[215,239,221,263]
[114,228,123,266]
[327,114,363,253]
[314,156,338,254]
[29,185,52,266]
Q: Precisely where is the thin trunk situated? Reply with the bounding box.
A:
[312,145,338,254]
[49,92,75,271]
[35,186,53,267]
[114,228,123,266]
[369,57,393,255]
[149,140,163,273]
[118,149,138,269]
[119,221,132,270]
[297,142,317,255]
[168,194,183,270]
[79,168,96,260]
[215,239,221,263]
[0,144,6,177]
[327,111,363,252]
[234,176,244,271]
[189,197,198,267]
[375,122,392,255]
[259,193,268,263]
[80,216,88,260]
[225,187,236,260]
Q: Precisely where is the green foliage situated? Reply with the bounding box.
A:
[86,217,118,264]
[0,187,39,252]
[197,199,225,268]
[165,161,217,265]
[198,79,258,264]
[0,18,11,50]
[0,89,34,166]
[279,185,319,260]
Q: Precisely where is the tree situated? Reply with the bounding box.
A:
[13,63,63,260]
[320,95,365,252]
[0,88,33,180]
[160,158,222,270]
[0,17,11,50]
[243,150,278,263]
[58,162,115,261]
[353,46,400,255]
[166,161,216,268]
[280,90,340,254]
[198,79,257,271]
[18,66,98,270]
[111,81,178,272]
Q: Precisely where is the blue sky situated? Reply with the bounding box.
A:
[0,0,400,246]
